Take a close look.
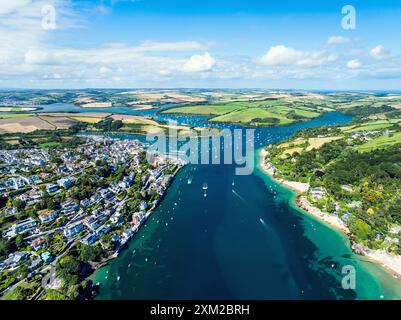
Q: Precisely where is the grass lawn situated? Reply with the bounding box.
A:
[357,131,401,152]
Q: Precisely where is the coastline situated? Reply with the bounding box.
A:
[258,149,309,194]
[87,163,184,293]
[258,148,401,279]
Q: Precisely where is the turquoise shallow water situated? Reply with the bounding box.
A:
[89,112,401,300]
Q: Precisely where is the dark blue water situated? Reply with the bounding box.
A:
[89,111,401,300]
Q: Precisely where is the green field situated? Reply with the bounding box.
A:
[340,119,401,132]
[162,103,242,115]
[162,100,323,126]
[161,100,282,115]
[38,141,63,148]
[357,131,401,152]
[210,108,293,125]
[294,108,321,118]
[69,116,103,123]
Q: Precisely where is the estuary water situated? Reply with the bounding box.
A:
[89,112,401,300]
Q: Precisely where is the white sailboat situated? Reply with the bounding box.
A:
[203,182,208,197]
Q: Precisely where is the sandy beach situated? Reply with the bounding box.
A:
[259,148,401,278]
[353,244,401,279]
[296,196,350,234]
[259,149,309,193]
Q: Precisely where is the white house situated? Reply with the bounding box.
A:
[38,210,58,224]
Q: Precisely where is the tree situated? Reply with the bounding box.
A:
[6,198,13,208]
[78,244,102,262]
[15,235,24,249]
[0,238,12,258]
[56,255,81,286]
[110,120,123,131]
[66,284,80,300]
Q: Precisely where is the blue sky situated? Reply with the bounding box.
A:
[1,0,401,89]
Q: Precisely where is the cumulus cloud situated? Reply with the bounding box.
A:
[259,45,336,67]
[347,59,361,69]
[0,0,215,85]
[326,36,350,46]
[1,1,401,88]
[370,45,386,59]
[182,52,216,72]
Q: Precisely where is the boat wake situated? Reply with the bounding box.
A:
[232,189,246,202]
[259,218,273,233]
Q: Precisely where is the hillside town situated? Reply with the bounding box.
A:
[0,136,184,299]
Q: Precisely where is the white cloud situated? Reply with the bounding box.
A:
[326,36,350,46]
[0,1,400,89]
[0,0,31,15]
[182,52,216,72]
[99,66,111,74]
[159,69,172,76]
[370,45,385,59]
[259,45,336,67]
[92,5,111,15]
[137,41,209,52]
[22,41,211,67]
[362,68,401,79]
[260,45,303,65]
[347,59,361,69]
